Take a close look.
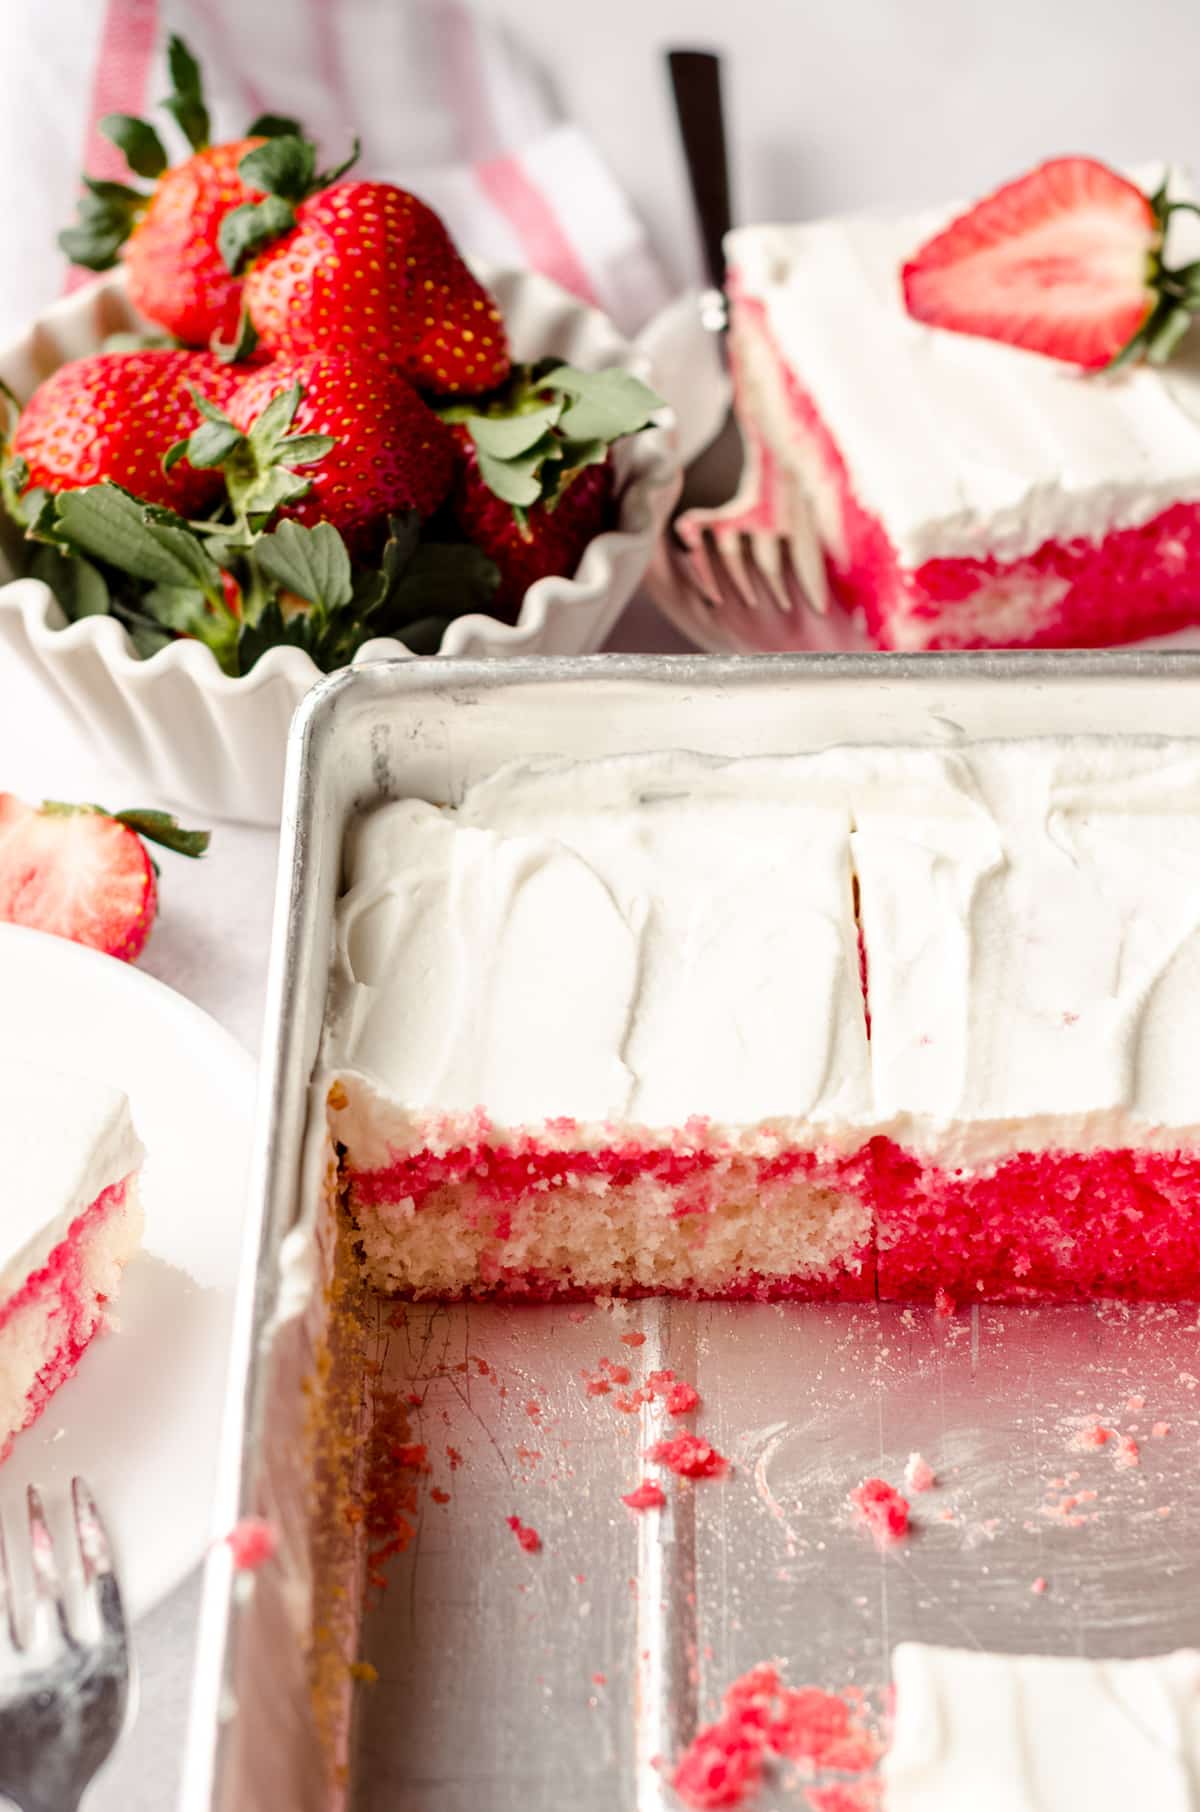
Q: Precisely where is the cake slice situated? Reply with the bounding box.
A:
[323,754,875,1300]
[725,167,1200,651]
[0,1064,144,1460]
[854,741,1200,1300]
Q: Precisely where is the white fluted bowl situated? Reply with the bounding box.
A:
[0,267,680,824]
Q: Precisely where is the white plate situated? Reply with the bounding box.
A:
[0,923,255,1619]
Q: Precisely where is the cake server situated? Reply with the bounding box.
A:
[0,1477,132,1812]
[653,51,850,647]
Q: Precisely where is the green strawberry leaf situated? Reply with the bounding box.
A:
[236,599,316,673]
[162,34,210,152]
[58,178,147,271]
[218,195,297,274]
[248,383,302,453]
[466,404,563,460]
[112,809,210,858]
[313,137,362,191]
[238,134,317,203]
[475,433,561,508]
[276,432,335,466]
[254,519,353,611]
[1147,304,1196,365]
[29,545,111,619]
[540,366,661,443]
[140,582,239,672]
[53,485,223,594]
[99,113,168,179]
[246,113,303,140]
[241,464,314,519]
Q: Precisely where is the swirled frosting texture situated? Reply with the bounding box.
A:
[328,754,871,1143]
[325,740,1200,1160]
[885,1644,1200,1810]
[727,173,1200,566]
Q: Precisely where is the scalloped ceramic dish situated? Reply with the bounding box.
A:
[0,267,680,824]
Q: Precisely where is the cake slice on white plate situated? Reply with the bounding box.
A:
[0,1063,144,1460]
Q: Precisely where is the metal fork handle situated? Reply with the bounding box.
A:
[666,49,733,297]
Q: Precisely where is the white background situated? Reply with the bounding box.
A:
[3,0,1198,1804]
[479,0,1200,288]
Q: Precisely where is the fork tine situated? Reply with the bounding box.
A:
[72,1476,126,1648]
[747,532,796,615]
[27,1485,73,1649]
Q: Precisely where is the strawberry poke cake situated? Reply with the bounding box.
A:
[0,1064,144,1459]
[321,737,1200,1304]
[724,157,1200,650]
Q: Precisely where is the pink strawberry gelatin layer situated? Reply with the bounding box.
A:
[346,1131,1200,1303]
[872,1140,1200,1301]
[731,292,1200,652]
[0,1176,142,1462]
[345,1136,874,1301]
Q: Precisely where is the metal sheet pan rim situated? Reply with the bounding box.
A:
[182,649,1200,1812]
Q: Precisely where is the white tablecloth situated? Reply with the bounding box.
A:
[0,589,686,1811]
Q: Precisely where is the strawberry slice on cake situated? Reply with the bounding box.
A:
[0,1063,144,1461]
[724,156,1200,651]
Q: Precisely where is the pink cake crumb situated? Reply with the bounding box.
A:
[592,1671,608,1687]
[622,1479,668,1512]
[647,1368,677,1394]
[1031,1576,1048,1595]
[506,1515,541,1553]
[224,1517,278,1571]
[667,1382,702,1417]
[673,1664,881,1811]
[1114,1435,1140,1469]
[806,1785,883,1812]
[1152,1421,1172,1439]
[1069,1423,1113,1451]
[430,1487,451,1505]
[903,1452,936,1493]
[647,1435,730,1480]
[933,1287,955,1319]
[1126,1395,1146,1412]
[621,1331,647,1347]
[672,1721,764,1810]
[849,1478,910,1546]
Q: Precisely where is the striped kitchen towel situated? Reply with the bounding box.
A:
[0,0,672,346]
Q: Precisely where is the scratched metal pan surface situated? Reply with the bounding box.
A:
[183,653,1200,1812]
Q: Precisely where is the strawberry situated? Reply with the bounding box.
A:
[438,360,661,612]
[11,349,243,514]
[224,350,457,546]
[0,797,208,963]
[58,37,275,346]
[120,137,267,346]
[901,157,1200,370]
[234,171,510,395]
[453,444,613,613]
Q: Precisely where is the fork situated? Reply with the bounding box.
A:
[659,52,848,644]
[0,1479,132,1812]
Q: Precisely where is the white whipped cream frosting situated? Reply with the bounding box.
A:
[727,170,1200,567]
[0,1062,143,1298]
[885,1643,1200,1810]
[325,740,1200,1165]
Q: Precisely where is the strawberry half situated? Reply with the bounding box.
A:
[902,157,1174,370]
[10,349,242,515]
[0,798,208,963]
